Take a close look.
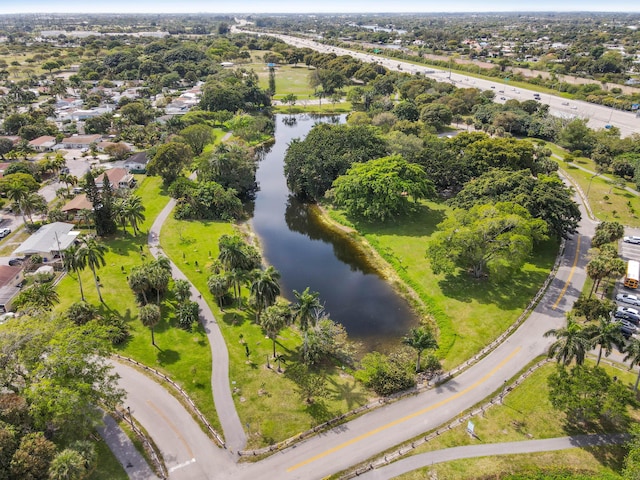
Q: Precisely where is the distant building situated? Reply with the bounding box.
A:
[60,134,103,149]
[13,222,80,260]
[0,265,25,313]
[95,167,136,190]
[28,135,57,152]
[61,194,93,220]
[123,151,149,173]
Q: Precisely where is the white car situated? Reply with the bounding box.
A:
[624,236,640,244]
[617,293,640,306]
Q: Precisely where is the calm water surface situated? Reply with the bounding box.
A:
[250,114,417,352]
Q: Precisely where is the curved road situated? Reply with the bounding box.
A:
[113,171,597,479]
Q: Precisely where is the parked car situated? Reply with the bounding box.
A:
[615,306,640,323]
[617,293,640,306]
[8,258,23,267]
[0,228,11,238]
[624,236,640,244]
[619,319,638,337]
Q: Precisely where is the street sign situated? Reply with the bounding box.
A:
[467,420,475,435]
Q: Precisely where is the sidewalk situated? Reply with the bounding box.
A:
[96,412,159,480]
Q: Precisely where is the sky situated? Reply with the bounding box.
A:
[0,0,639,15]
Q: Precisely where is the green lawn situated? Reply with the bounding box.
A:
[327,201,558,369]
[159,216,372,449]
[385,359,638,479]
[88,439,128,480]
[54,176,221,433]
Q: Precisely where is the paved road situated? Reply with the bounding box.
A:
[251,31,640,138]
[356,434,629,479]
[113,179,596,479]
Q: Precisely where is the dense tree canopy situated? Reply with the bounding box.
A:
[427,202,548,279]
[450,169,580,238]
[284,123,388,200]
[331,155,435,221]
[147,141,193,186]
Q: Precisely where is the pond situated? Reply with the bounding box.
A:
[250,114,418,352]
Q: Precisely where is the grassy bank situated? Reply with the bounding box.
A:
[159,216,372,449]
[326,201,558,368]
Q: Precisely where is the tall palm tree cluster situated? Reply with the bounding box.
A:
[127,256,172,346]
[545,312,640,392]
[209,234,337,366]
[63,236,108,303]
[113,194,146,235]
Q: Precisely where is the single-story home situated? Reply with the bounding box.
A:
[95,167,135,190]
[0,265,25,313]
[61,193,93,220]
[29,135,57,152]
[123,151,148,173]
[59,134,103,149]
[13,222,80,260]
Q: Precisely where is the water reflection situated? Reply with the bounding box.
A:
[250,114,417,352]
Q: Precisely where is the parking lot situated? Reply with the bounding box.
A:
[614,234,640,337]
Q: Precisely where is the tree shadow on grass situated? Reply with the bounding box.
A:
[222,311,248,327]
[326,377,368,410]
[305,400,334,424]
[157,349,180,365]
[353,204,447,239]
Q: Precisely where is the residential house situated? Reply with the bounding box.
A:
[13,222,80,261]
[59,134,103,149]
[124,151,148,173]
[95,167,136,190]
[28,135,57,152]
[61,194,93,221]
[0,265,25,313]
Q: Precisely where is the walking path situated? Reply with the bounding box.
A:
[355,434,629,480]
[146,187,247,452]
[96,413,160,480]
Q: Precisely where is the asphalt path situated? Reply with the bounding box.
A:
[251,31,640,138]
[356,434,629,480]
[112,172,597,479]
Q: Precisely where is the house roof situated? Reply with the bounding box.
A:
[0,265,22,289]
[125,151,148,165]
[14,222,80,256]
[61,194,93,213]
[95,167,131,186]
[29,135,56,146]
[60,134,102,145]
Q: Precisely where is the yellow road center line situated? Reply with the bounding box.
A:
[147,400,195,459]
[552,235,581,310]
[287,346,522,473]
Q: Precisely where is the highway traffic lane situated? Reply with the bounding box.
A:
[111,361,237,480]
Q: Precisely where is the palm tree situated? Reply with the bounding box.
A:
[5,182,29,225]
[148,264,170,305]
[20,192,47,224]
[48,449,86,480]
[15,282,60,313]
[124,195,145,235]
[227,268,249,305]
[292,287,322,355]
[128,267,150,305]
[402,326,439,372]
[207,273,231,307]
[139,303,160,346]
[250,266,281,321]
[544,318,592,366]
[63,243,86,301]
[113,198,128,234]
[624,337,640,392]
[260,301,292,359]
[77,237,108,304]
[585,316,625,366]
[217,234,249,271]
[173,279,192,303]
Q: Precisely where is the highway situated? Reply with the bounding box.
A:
[259,31,640,138]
